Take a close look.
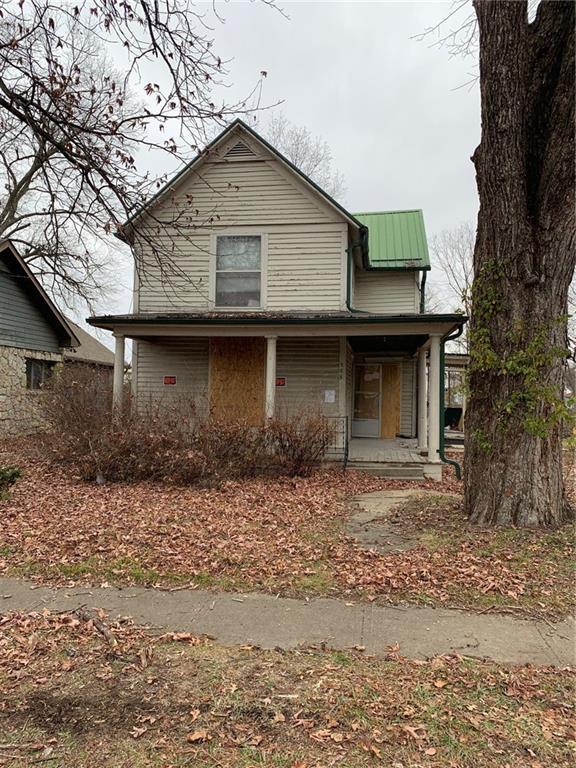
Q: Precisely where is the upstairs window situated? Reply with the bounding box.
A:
[215,235,261,308]
[26,358,56,390]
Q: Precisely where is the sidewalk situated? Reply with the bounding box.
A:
[0,576,573,666]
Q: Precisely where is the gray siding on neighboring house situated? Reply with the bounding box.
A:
[0,252,62,352]
[353,269,419,314]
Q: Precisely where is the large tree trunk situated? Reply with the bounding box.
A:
[464,0,575,527]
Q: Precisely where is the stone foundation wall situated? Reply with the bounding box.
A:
[0,345,63,437]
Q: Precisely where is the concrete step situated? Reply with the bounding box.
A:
[347,462,426,479]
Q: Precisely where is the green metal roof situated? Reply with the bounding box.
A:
[353,209,430,270]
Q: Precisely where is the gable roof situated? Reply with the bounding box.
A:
[63,320,114,366]
[0,240,79,347]
[353,210,431,270]
[120,119,367,243]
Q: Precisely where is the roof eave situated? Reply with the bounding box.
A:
[0,240,80,348]
[88,312,468,328]
[120,118,365,239]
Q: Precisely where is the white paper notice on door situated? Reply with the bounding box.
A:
[324,389,335,403]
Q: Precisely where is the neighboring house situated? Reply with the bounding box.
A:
[63,320,115,377]
[0,240,112,436]
[444,352,469,437]
[89,120,466,478]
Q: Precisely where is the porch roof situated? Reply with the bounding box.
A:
[88,310,467,340]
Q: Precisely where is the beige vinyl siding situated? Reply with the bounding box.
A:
[137,222,346,313]
[135,140,348,312]
[136,232,211,313]
[151,158,339,226]
[346,342,354,436]
[135,338,209,412]
[267,224,345,309]
[400,358,416,436]
[353,270,419,314]
[275,337,342,419]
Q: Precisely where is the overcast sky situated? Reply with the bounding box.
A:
[89,0,480,332]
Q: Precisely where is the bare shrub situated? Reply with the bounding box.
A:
[195,417,271,480]
[268,412,336,477]
[42,373,207,482]
[40,371,335,483]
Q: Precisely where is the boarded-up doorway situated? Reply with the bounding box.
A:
[380,363,401,438]
[209,338,266,424]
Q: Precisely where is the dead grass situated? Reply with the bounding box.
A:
[0,610,574,768]
[374,494,576,618]
[0,440,573,619]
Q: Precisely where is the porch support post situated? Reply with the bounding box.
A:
[428,334,441,462]
[265,335,277,419]
[112,333,125,414]
[417,348,428,452]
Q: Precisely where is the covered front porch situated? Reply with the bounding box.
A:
[88,310,466,478]
[348,437,425,463]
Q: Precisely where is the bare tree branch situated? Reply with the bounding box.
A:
[260,112,346,201]
[0,0,276,307]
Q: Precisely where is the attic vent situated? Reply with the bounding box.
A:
[224,141,256,159]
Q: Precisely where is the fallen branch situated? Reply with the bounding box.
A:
[74,607,118,649]
[0,743,44,751]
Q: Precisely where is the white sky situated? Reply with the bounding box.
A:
[87,0,480,337]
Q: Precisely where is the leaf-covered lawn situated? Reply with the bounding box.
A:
[0,610,574,768]
[0,441,574,618]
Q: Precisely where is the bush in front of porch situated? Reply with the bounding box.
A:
[39,366,336,483]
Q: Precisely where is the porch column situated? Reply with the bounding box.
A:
[265,335,277,419]
[417,348,428,452]
[428,334,441,462]
[112,333,125,414]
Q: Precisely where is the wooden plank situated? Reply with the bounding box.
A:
[209,337,265,424]
[380,363,401,439]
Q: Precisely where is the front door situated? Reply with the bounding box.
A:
[380,363,401,438]
[352,364,381,437]
[352,362,401,439]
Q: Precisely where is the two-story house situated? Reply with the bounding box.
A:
[89,120,466,478]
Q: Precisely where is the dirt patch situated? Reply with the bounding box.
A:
[14,688,168,734]
[346,490,459,553]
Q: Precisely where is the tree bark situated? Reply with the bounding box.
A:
[464,0,575,527]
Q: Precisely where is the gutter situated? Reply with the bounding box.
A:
[439,324,465,480]
[88,313,468,329]
[345,231,369,313]
[419,270,427,313]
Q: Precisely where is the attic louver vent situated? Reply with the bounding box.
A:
[224,141,256,159]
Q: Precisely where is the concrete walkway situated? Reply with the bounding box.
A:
[0,576,573,666]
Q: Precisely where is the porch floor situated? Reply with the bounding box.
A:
[348,437,427,464]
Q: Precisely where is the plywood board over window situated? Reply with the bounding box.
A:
[380,363,401,438]
[209,338,266,424]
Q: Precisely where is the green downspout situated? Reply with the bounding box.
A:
[419,270,427,313]
[346,226,369,313]
[439,325,464,480]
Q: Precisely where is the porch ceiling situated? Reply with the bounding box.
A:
[349,334,428,356]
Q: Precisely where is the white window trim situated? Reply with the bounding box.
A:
[209,231,268,310]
